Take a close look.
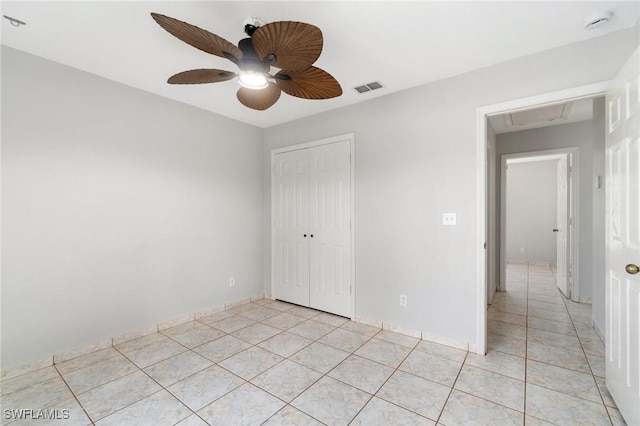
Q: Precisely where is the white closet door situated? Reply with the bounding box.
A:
[308,141,351,316]
[272,149,310,306]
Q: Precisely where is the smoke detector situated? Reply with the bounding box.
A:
[584,11,613,30]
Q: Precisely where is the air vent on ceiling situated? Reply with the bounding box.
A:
[354,81,383,94]
[504,102,573,128]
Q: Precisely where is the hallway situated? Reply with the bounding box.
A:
[487,263,624,424]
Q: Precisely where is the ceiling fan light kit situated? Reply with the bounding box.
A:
[150,13,342,110]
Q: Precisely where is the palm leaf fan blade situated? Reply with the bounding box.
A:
[252,21,323,72]
[276,66,342,99]
[151,13,242,60]
[167,69,236,84]
[237,83,282,110]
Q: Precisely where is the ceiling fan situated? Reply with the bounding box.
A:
[150,13,343,111]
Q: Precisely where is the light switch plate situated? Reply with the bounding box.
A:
[443,213,456,225]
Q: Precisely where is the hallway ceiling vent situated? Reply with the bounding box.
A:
[354,81,383,93]
[504,102,573,129]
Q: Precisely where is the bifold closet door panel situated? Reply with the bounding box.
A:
[272,149,310,306]
[308,141,352,317]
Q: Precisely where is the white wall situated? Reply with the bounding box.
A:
[262,28,635,347]
[505,160,557,264]
[1,47,264,370]
[496,119,604,305]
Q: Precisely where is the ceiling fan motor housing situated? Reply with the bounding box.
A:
[238,38,270,73]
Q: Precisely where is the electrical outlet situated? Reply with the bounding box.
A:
[400,294,407,307]
[229,277,236,287]
[520,247,525,254]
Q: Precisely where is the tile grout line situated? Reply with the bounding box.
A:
[433,350,470,425]
[557,273,616,425]
[52,364,96,426]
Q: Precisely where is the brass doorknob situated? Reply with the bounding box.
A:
[626,264,640,275]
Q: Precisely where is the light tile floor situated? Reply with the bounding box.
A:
[0,264,626,425]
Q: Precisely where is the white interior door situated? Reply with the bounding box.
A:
[556,155,569,296]
[272,148,310,306]
[308,141,352,317]
[605,46,639,425]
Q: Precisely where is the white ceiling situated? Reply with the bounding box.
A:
[2,1,638,128]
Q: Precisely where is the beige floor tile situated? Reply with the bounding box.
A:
[1,366,60,396]
[167,364,244,411]
[291,376,371,426]
[525,383,610,425]
[122,339,187,368]
[210,314,256,333]
[143,351,213,387]
[160,321,225,348]
[488,320,527,340]
[454,364,524,411]
[526,341,591,374]
[257,332,313,358]
[218,346,283,380]
[76,371,161,422]
[439,390,523,426]
[351,397,435,425]
[193,335,251,363]
[487,332,526,357]
[287,320,336,340]
[95,390,190,426]
[265,300,297,312]
[355,338,412,368]
[464,350,525,381]
[63,355,138,394]
[230,323,282,345]
[251,359,321,402]
[262,405,324,426]
[54,348,121,375]
[318,328,370,352]
[198,383,285,426]
[526,359,601,403]
[376,370,449,421]
[236,306,281,322]
[313,311,350,327]
[327,354,394,394]
[375,330,420,348]
[340,321,381,337]
[289,342,350,374]
[414,340,468,363]
[261,312,306,330]
[175,414,212,426]
[399,350,462,387]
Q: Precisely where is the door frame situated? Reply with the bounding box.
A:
[474,82,609,354]
[270,133,356,319]
[499,148,578,299]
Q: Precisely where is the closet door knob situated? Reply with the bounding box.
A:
[303,234,307,238]
[310,234,314,238]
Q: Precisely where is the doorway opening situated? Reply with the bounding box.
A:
[500,149,577,301]
[474,82,608,354]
